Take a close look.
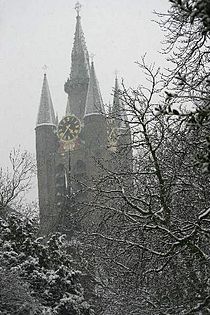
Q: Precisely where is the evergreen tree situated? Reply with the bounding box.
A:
[0,213,92,314]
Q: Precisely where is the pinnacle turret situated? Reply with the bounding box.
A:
[112,77,128,129]
[36,74,56,126]
[84,61,104,116]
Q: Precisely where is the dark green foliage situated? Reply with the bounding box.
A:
[0,213,92,314]
[0,268,42,314]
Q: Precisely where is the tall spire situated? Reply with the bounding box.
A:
[112,76,128,128]
[37,74,56,126]
[70,3,89,80]
[84,61,104,116]
[64,4,90,120]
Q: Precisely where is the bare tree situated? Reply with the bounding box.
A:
[0,148,36,212]
[74,59,210,314]
[156,0,210,171]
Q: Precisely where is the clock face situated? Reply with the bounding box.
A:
[58,115,81,142]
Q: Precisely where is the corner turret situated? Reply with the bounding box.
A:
[84,61,107,180]
[84,61,104,116]
[112,76,128,129]
[36,74,58,233]
[111,76,133,182]
[36,73,56,126]
[84,60,106,148]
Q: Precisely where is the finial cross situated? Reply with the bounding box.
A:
[42,64,48,74]
[75,1,82,16]
[90,53,95,62]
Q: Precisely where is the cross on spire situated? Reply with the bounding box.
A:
[42,64,48,75]
[90,53,95,62]
[75,1,82,16]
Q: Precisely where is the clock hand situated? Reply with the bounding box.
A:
[62,126,71,139]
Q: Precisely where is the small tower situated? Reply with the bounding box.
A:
[112,76,128,129]
[36,73,58,233]
[84,60,107,175]
[83,60,108,226]
[111,76,133,180]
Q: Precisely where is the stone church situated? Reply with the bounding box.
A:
[36,3,132,235]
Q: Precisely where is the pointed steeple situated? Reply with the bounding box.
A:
[84,61,104,116]
[112,76,128,129]
[64,5,90,120]
[37,74,56,126]
[70,6,90,80]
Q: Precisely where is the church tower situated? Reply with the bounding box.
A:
[111,76,132,171]
[36,73,58,232]
[36,3,132,234]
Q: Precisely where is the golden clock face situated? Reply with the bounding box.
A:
[58,115,81,142]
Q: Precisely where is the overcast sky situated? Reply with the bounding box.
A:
[0,0,169,197]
